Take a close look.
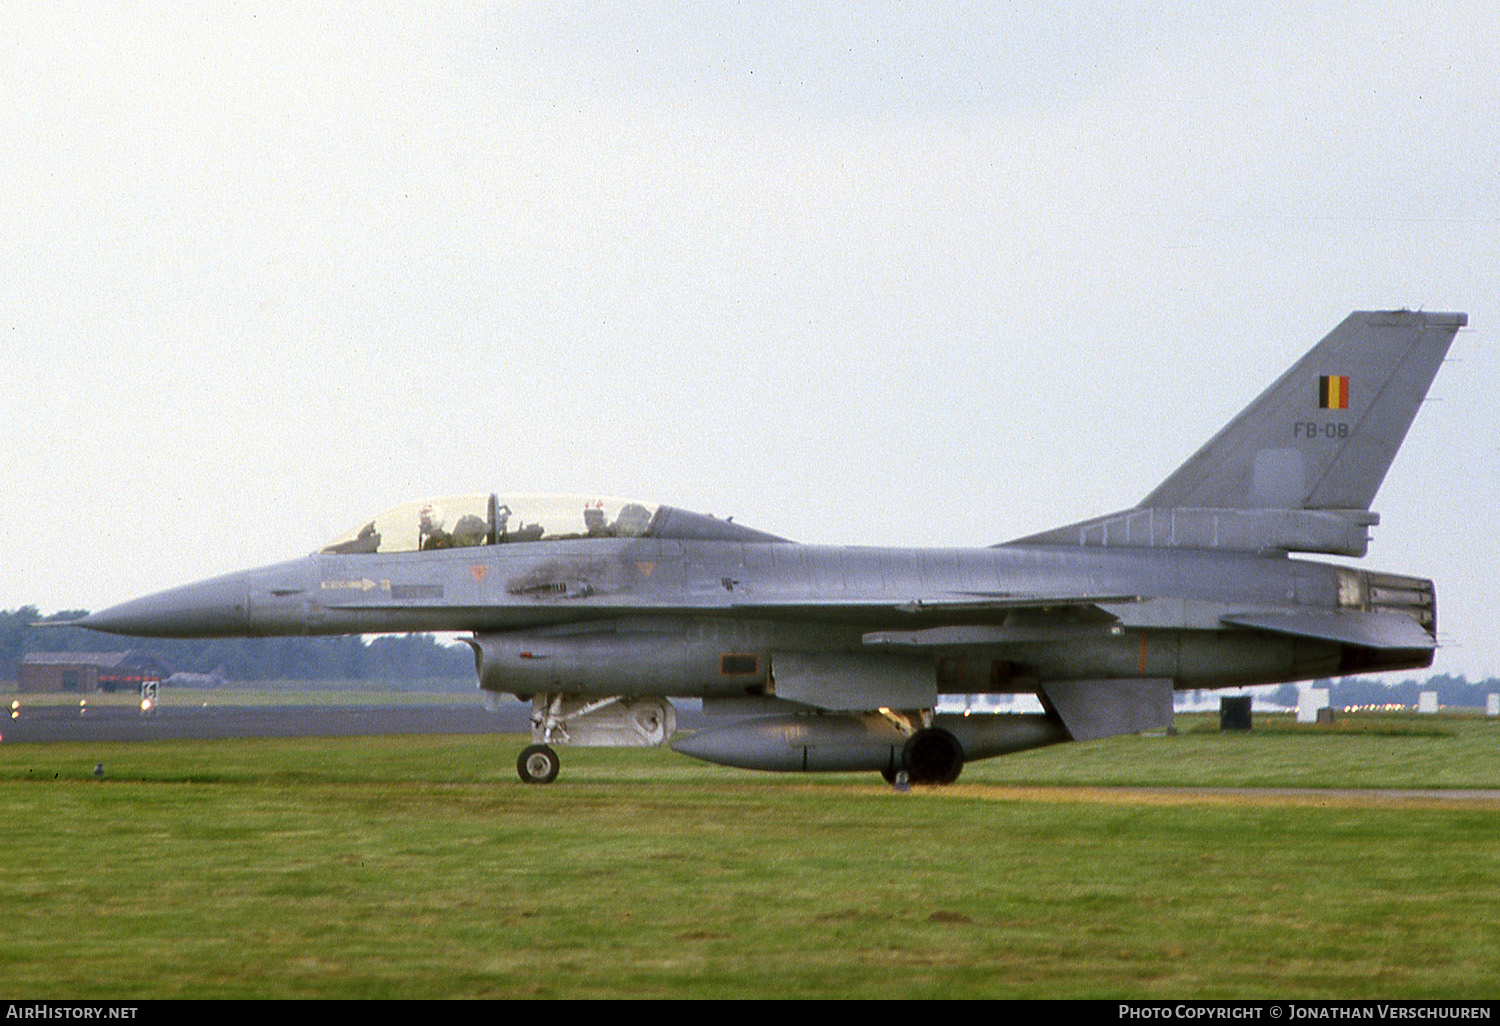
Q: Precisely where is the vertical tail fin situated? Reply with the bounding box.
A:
[1141,310,1464,511]
[1016,310,1465,556]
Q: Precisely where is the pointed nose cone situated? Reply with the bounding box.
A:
[78,575,253,638]
[79,558,321,638]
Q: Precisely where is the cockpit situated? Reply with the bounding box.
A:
[321,493,789,555]
[320,494,661,555]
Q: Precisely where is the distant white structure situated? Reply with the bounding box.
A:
[1418,691,1439,714]
[164,667,228,688]
[935,686,1295,717]
[938,687,1303,717]
[1150,687,1292,714]
[1297,687,1329,724]
[936,694,1045,715]
[1488,694,1499,718]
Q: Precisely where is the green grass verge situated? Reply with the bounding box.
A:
[1,716,1497,999]
[983,712,1500,791]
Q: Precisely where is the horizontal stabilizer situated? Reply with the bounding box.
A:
[1221,609,1435,650]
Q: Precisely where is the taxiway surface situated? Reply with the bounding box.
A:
[0,699,710,744]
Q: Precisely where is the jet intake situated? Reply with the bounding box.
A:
[671,712,1067,773]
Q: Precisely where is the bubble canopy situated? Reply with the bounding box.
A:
[320,493,660,555]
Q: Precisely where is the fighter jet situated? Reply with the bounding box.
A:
[76,310,1464,785]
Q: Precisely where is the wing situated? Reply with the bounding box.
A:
[726,592,1142,627]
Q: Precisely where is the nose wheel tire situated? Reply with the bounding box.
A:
[517,743,560,784]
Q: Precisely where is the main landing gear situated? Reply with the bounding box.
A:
[880,726,964,786]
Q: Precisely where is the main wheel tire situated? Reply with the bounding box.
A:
[902,727,963,785]
[517,743,560,784]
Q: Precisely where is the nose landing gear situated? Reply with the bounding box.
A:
[516,743,560,784]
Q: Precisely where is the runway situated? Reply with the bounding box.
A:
[0,698,710,744]
[0,701,529,744]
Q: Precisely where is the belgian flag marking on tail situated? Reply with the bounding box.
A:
[1318,374,1349,410]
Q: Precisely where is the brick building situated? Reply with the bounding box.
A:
[19,652,170,694]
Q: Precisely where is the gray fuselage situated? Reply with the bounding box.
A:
[80,535,1430,700]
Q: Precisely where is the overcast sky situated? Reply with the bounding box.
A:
[3,3,1496,678]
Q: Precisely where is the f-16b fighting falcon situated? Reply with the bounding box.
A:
[75,310,1465,785]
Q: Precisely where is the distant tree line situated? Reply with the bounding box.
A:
[1,607,473,686]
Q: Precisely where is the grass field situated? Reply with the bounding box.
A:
[1,713,1497,999]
